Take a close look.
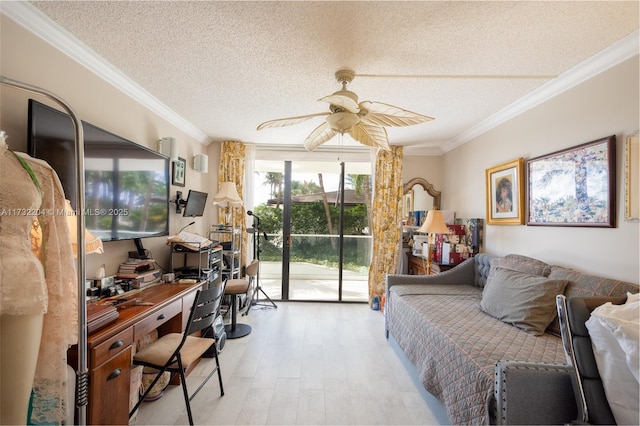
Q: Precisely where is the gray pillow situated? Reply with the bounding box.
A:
[481,267,568,336]
[489,254,552,280]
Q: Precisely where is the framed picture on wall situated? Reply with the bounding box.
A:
[172,157,186,187]
[526,135,615,227]
[625,131,639,221]
[485,158,524,225]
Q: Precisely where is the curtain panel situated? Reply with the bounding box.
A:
[218,141,249,267]
[368,146,403,305]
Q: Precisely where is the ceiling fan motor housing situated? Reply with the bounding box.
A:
[335,69,355,85]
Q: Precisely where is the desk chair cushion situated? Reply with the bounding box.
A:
[585,293,639,425]
[134,333,214,369]
[225,279,250,295]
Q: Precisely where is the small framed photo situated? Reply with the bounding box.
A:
[527,136,615,227]
[172,157,186,187]
[485,158,524,225]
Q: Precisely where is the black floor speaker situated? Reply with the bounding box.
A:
[202,315,226,357]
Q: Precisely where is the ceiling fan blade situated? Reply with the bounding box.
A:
[257,112,330,130]
[319,93,360,113]
[358,101,434,127]
[303,122,338,151]
[349,123,390,151]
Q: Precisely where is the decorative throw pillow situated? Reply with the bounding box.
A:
[545,266,640,336]
[481,267,568,336]
[488,254,552,281]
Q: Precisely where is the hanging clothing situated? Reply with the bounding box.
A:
[0,147,77,424]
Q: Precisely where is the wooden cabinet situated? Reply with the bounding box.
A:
[89,346,132,424]
[406,253,454,275]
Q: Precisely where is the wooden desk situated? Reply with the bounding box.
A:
[69,282,204,425]
[406,253,455,275]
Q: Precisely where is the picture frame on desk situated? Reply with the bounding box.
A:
[412,235,428,257]
[485,158,524,225]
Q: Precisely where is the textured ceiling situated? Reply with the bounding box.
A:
[19,1,640,153]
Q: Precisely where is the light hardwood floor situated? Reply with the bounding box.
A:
[134,302,443,425]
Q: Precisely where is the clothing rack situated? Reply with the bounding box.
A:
[0,76,89,425]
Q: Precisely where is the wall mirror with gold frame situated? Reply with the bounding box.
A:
[402,178,441,224]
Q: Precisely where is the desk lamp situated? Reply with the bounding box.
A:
[417,210,450,271]
[213,182,243,226]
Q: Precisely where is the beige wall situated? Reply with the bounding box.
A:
[2,15,637,283]
[0,17,220,276]
[402,155,443,197]
[440,56,639,283]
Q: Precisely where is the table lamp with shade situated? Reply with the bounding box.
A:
[64,199,104,257]
[213,182,243,225]
[417,210,450,271]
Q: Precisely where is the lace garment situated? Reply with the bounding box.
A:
[0,149,78,424]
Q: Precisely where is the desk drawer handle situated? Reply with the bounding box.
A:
[107,369,121,381]
[109,340,124,351]
[157,314,166,321]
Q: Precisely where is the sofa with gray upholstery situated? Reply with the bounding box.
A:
[385,253,639,425]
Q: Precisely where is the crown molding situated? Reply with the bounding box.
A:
[4,3,637,153]
[442,29,640,153]
[1,2,211,145]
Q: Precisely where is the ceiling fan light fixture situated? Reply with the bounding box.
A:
[257,68,434,150]
[326,112,360,133]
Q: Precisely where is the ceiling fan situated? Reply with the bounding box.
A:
[257,69,434,151]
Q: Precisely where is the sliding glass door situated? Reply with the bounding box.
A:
[251,159,371,302]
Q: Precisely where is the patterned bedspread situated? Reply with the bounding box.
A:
[387,284,566,425]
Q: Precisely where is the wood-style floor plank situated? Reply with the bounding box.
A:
[134,302,443,425]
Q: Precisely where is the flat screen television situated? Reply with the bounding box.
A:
[183,190,208,217]
[28,99,170,242]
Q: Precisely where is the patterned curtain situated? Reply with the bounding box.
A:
[218,141,249,267]
[367,146,403,305]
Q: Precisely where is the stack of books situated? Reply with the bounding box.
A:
[117,259,153,279]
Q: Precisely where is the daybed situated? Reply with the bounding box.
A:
[385,253,639,425]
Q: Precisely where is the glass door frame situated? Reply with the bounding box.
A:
[280,160,347,301]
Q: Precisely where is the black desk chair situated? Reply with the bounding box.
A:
[129,285,225,425]
[556,294,627,425]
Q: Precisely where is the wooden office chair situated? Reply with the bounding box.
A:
[128,285,225,425]
[556,294,626,425]
[224,259,259,339]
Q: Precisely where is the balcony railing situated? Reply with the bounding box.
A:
[255,233,372,301]
[259,233,371,278]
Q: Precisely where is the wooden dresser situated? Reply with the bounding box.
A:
[406,253,455,275]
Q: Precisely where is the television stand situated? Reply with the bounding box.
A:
[131,238,150,259]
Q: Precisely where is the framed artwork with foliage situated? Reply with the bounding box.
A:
[526,136,615,227]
